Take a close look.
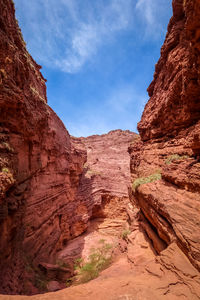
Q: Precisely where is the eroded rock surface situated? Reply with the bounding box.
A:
[0,1,137,292]
[55,130,137,275]
[0,0,86,294]
[128,0,200,297]
[74,130,137,218]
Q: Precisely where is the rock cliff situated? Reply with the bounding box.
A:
[0,1,137,294]
[74,130,137,219]
[128,0,200,295]
[0,0,86,294]
[55,130,137,278]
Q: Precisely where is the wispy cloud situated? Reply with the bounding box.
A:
[107,84,146,113]
[135,0,172,38]
[14,0,133,73]
[136,0,155,26]
[14,0,171,73]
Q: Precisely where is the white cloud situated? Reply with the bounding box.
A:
[135,0,172,38]
[14,0,171,73]
[136,0,154,26]
[57,0,133,73]
[14,0,133,73]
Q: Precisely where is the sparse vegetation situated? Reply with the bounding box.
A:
[23,255,48,292]
[0,141,14,152]
[132,171,162,191]
[56,259,70,269]
[73,240,113,284]
[2,167,9,173]
[165,154,189,165]
[34,276,48,292]
[121,229,131,240]
[66,277,73,287]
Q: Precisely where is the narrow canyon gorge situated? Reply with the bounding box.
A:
[0,0,200,299]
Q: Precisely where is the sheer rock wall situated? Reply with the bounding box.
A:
[129,0,200,273]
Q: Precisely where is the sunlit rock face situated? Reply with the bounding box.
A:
[138,0,200,142]
[129,0,200,275]
[74,129,138,213]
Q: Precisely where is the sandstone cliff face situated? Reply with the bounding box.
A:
[129,0,200,281]
[75,129,137,216]
[0,1,137,294]
[0,0,86,294]
[138,0,200,142]
[55,130,137,279]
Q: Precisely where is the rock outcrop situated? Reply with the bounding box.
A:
[0,0,86,294]
[128,0,200,290]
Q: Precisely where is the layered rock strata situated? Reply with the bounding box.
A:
[74,130,137,219]
[0,1,137,294]
[0,0,86,294]
[129,0,200,275]
[1,0,200,298]
[55,130,137,270]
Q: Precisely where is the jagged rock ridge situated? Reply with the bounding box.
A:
[129,0,200,269]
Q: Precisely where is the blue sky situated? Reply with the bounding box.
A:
[13,0,172,137]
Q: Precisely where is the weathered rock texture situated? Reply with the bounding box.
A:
[74,130,137,219]
[0,0,86,294]
[128,0,200,297]
[138,0,200,142]
[55,130,137,271]
[0,0,137,294]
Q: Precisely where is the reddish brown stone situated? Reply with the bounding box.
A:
[0,0,86,295]
[129,0,200,275]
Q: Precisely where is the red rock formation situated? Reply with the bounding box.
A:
[74,130,137,217]
[0,0,86,294]
[129,0,200,276]
[0,0,137,295]
[55,130,137,270]
[138,0,200,141]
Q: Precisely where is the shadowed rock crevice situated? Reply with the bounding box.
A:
[139,211,168,254]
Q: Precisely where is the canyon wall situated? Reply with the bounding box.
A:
[74,130,137,221]
[129,0,200,272]
[0,0,87,294]
[0,0,137,294]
